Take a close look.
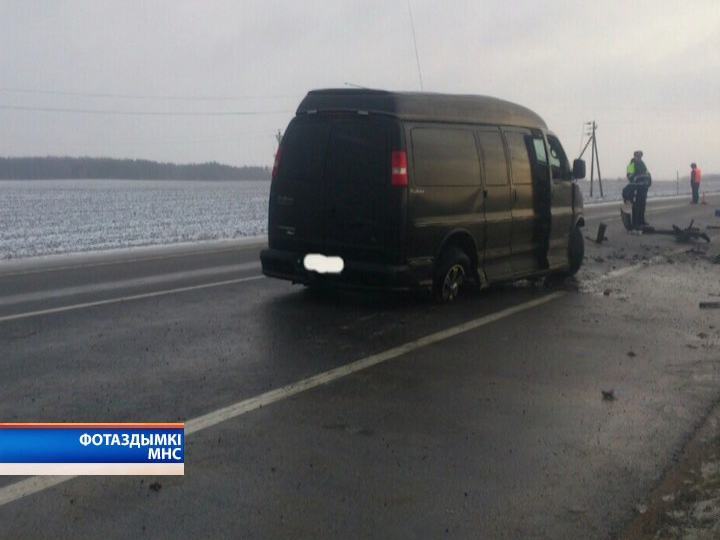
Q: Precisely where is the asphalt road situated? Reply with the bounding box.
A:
[1,195,719,539]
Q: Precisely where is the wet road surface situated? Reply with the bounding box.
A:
[1,195,719,539]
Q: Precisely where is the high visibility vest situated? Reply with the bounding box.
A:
[627,160,648,178]
[692,167,702,184]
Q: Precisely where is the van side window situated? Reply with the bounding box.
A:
[411,128,480,186]
[278,122,331,182]
[328,121,388,185]
[504,131,532,185]
[532,137,548,165]
[476,131,508,186]
[547,135,570,180]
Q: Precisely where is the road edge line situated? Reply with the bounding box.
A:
[0,275,265,323]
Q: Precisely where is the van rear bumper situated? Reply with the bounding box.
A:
[260,249,433,291]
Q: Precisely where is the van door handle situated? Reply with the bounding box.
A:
[513,189,518,203]
[483,189,488,199]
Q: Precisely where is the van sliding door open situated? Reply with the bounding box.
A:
[503,129,544,276]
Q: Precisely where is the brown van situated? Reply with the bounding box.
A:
[260,89,586,301]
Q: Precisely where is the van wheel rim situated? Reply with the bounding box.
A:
[442,265,465,301]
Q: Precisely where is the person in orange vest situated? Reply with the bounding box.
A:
[690,162,702,204]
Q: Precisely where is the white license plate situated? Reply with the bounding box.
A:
[303,254,344,274]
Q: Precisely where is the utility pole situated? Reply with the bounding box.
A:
[578,121,603,198]
[676,171,679,195]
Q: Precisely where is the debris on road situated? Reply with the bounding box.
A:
[587,222,608,244]
[620,212,712,242]
[655,222,711,243]
[602,389,616,401]
[149,482,162,492]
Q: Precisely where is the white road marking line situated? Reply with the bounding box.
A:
[0,291,565,508]
[0,240,266,278]
[0,249,241,278]
[0,262,260,306]
[185,291,566,434]
[0,477,73,508]
[0,275,264,323]
[587,204,691,222]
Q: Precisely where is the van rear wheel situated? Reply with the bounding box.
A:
[433,247,470,303]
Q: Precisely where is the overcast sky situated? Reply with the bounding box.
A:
[1,0,718,180]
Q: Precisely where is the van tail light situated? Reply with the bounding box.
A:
[391,151,408,186]
[272,145,283,180]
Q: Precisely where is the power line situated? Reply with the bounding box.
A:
[0,87,301,101]
[0,105,293,116]
[109,133,284,147]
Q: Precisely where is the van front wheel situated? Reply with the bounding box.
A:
[567,226,584,275]
[433,247,470,303]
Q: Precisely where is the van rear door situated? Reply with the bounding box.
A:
[324,117,395,263]
[270,114,403,264]
[269,118,330,254]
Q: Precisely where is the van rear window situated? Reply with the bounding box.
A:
[277,122,331,182]
[411,128,480,187]
[327,121,387,185]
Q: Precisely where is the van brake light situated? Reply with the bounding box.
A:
[391,151,408,186]
[272,145,282,180]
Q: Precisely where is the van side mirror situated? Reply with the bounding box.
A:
[572,159,586,179]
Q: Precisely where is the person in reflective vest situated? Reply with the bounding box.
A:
[623,150,651,227]
[690,162,702,204]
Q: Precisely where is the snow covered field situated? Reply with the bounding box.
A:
[0,179,269,260]
[1,177,718,261]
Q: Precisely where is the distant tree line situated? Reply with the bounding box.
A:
[0,157,270,181]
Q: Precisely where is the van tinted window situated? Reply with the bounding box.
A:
[476,130,509,186]
[278,121,330,182]
[504,131,532,185]
[328,121,387,185]
[411,128,480,186]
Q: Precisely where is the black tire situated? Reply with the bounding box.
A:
[433,246,470,303]
[566,227,584,275]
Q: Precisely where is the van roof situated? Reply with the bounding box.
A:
[297,89,548,130]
